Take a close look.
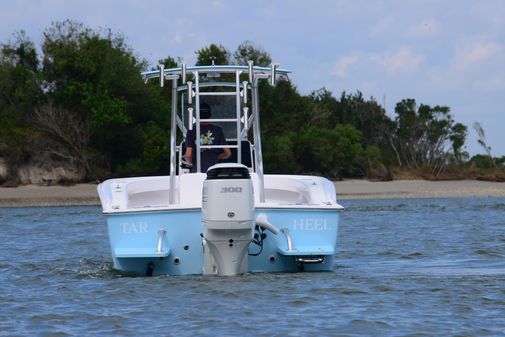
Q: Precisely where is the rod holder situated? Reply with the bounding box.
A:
[182,63,187,84]
[242,81,248,104]
[248,60,254,83]
[243,107,249,129]
[187,81,193,104]
[158,64,165,87]
[187,107,194,130]
[270,63,279,86]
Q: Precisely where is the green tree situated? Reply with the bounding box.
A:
[158,56,178,69]
[473,121,494,168]
[469,154,495,169]
[233,41,272,66]
[0,31,42,182]
[294,124,365,178]
[195,44,230,66]
[450,122,467,161]
[0,31,41,137]
[40,20,169,177]
[311,89,396,168]
[392,99,467,173]
[337,91,392,150]
[0,29,475,182]
[263,133,298,174]
[310,88,338,127]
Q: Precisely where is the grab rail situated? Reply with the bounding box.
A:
[295,257,324,264]
[156,229,167,253]
[280,228,293,251]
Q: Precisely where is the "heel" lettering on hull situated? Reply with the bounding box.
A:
[293,218,331,231]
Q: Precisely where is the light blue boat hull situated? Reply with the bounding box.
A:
[106,208,339,276]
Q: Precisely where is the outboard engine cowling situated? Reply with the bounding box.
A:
[202,163,254,275]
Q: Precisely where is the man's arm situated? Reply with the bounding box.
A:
[184,129,195,164]
[185,147,193,164]
[218,148,231,161]
[216,126,231,161]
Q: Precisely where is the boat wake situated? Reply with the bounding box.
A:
[76,257,119,279]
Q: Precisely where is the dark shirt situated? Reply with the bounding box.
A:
[186,124,227,173]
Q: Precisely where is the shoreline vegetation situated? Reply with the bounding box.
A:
[1,179,504,208]
[2,20,505,188]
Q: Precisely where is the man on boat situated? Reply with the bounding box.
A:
[184,102,231,173]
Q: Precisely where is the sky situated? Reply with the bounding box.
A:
[1,0,504,156]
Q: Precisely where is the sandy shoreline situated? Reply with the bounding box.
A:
[333,179,505,200]
[1,180,504,207]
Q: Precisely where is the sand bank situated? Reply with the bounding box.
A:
[0,184,99,207]
[334,179,505,200]
[1,180,504,207]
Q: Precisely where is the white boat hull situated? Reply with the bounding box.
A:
[99,173,342,276]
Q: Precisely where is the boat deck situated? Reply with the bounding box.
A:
[98,173,343,213]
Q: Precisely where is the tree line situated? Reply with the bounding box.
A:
[0,20,503,185]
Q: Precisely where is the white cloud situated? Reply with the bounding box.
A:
[332,55,359,78]
[452,41,502,70]
[372,47,426,74]
[451,40,505,93]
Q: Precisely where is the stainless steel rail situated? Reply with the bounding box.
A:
[156,229,167,253]
[144,62,289,203]
[280,228,293,251]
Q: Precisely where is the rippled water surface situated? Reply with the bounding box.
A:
[1,197,505,336]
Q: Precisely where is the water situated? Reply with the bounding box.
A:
[1,197,504,336]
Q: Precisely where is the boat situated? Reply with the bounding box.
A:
[97,62,343,276]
